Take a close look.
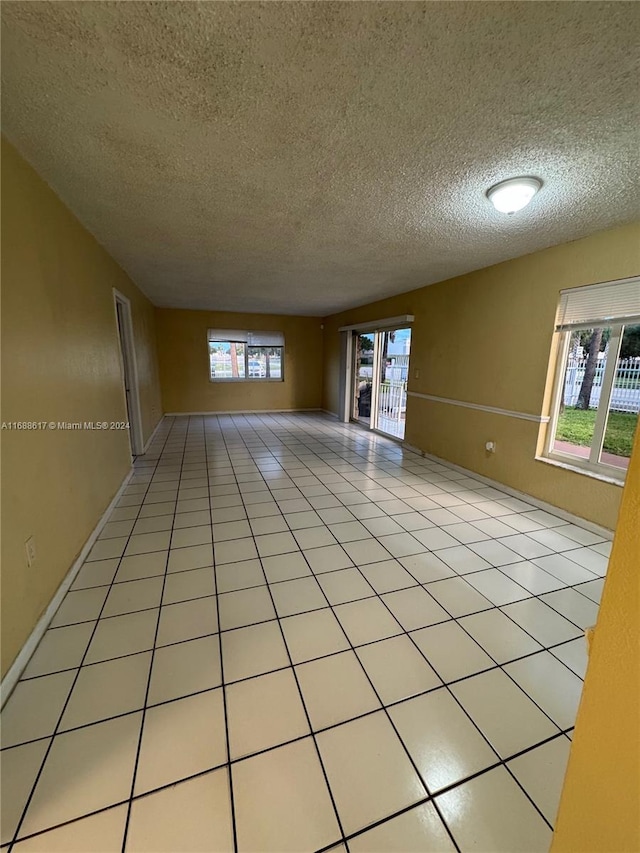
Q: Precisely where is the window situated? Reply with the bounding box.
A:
[208,329,284,381]
[546,277,640,479]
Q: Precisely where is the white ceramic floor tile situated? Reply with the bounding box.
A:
[458,608,542,663]
[156,596,218,646]
[23,623,95,678]
[304,544,354,574]
[399,552,456,583]
[220,620,289,683]
[411,621,495,683]
[71,558,120,591]
[464,568,531,606]
[317,567,376,605]
[334,597,404,646]
[13,804,127,852]
[501,598,582,646]
[103,577,163,618]
[433,544,492,574]
[498,560,565,594]
[451,669,559,758]
[343,538,394,566]
[262,551,311,583]
[127,769,233,852]
[162,565,216,603]
[424,576,493,617]
[1,739,52,844]
[20,713,142,838]
[381,587,450,631]
[540,587,599,629]
[232,738,340,852]
[217,586,276,630]
[356,634,441,704]
[1,670,75,748]
[436,766,552,852]
[317,711,426,835]
[60,652,151,731]
[167,543,214,572]
[504,651,584,729]
[280,608,351,664]
[532,553,597,586]
[115,551,167,582]
[390,688,497,792]
[348,802,455,853]
[358,559,418,594]
[148,635,221,704]
[50,587,109,627]
[226,668,310,758]
[551,637,588,679]
[296,650,380,730]
[11,415,611,852]
[507,735,572,825]
[574,577,605,603]
[134,689,226,794]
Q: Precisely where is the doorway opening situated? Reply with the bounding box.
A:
[351,327,411,439]
[114,291,144,457]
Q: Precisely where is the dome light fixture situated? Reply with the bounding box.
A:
[486,176,542,214]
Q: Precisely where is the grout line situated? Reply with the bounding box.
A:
[7,421,176,851]
[120,418,194,851]
[5,413,603,849]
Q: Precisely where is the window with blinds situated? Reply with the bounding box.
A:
[207,330,284,381]
[546,276,640,480]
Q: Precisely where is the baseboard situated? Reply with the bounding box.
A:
[402,443,614,539]
[141,415,165,454]
[164,408,323,416]
[321,409,339,419]
[0,467,135,708]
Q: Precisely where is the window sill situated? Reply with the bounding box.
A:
[209,378,284,383]
[535,454,625,486]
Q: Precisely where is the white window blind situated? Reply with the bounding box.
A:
[207,329,284,346]
[555,277,640,331]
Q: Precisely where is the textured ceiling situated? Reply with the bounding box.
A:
[2,2,639,316]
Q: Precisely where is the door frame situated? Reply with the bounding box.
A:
[113,289,144,456]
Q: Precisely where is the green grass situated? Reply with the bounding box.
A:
[556,407,638,457]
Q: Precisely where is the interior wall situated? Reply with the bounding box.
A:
[322,222,640,529]
[1,138,163,679]
[551,426,640,852]
[156,308,323,414]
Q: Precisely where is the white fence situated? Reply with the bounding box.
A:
[379,381,407,420]
[563,357,640,413]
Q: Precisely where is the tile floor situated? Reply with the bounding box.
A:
[1,413,611,852]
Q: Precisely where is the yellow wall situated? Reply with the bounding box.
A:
[551,426,640,852]
[156,308,324,414]
[1,138,163,678]
[323,223,640,529]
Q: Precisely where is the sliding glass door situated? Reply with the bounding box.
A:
[351,327,411,439]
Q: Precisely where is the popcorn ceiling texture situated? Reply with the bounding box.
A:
[1,1,638,316]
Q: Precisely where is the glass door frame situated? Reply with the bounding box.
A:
[349,326,411,439]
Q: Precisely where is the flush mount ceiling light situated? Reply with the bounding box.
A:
[486,176,542,214]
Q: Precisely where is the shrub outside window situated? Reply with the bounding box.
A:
[208,330,284,381]
[546,278,640,479]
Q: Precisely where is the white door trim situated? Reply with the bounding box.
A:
[113,290,144,456]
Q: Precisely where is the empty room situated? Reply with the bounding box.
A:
[1,2,639,852]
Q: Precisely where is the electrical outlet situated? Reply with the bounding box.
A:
[414,369,420,380]
[25,536,37,567]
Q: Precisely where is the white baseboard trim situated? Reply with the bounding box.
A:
[164,408,323,417]
[141,415,165,454]
[0,467,134,708]
[402,443,613,538]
